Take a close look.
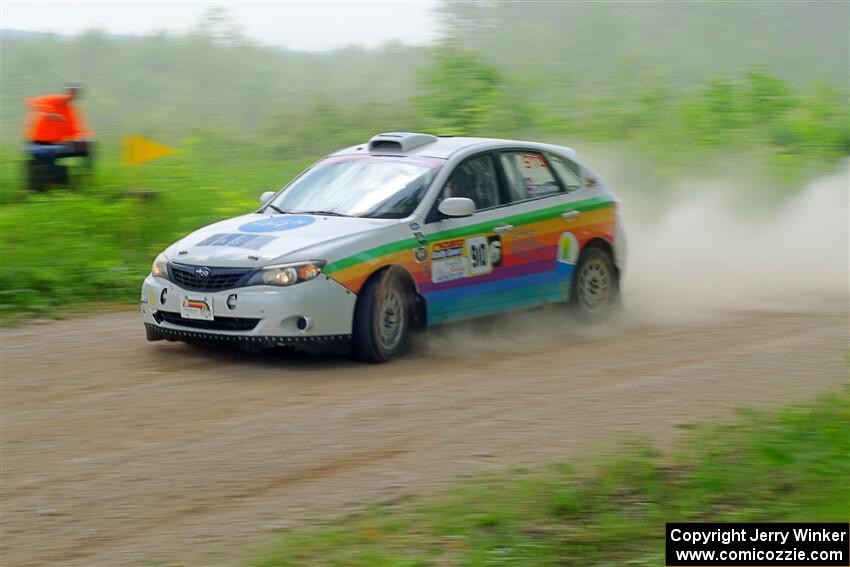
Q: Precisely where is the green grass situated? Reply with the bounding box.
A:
[1,29,848,321]
[249,393,849,566]
[0,109,846,319]
[0,144,310,318]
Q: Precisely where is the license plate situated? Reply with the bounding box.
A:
[180,295,214,321]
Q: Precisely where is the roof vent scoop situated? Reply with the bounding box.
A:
[368,132,438,153]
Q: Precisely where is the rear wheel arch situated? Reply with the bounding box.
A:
[580,237,620,280]
[582,237,615,265]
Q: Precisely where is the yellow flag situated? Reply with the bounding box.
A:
[122,135,177,166]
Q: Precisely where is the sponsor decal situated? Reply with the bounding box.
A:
[556,231,579,281]
[183,299,209,311]
[238,215,315,233]
[511,236,544,261]
[431,239,465,261]
[197,232,275,250]
[557,231,579,264]
[432,256,468,283]
[512,227,536,239]
[509,227,544,261]
[180,295,214,321]
[414,247,428,262]
[430,235,502,283]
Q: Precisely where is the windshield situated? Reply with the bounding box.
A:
[267,155,443,219]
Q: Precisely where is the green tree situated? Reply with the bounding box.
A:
[745,66,794,125]
[415,43,503,135]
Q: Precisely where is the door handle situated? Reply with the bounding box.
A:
[493,224,514,235]
[561,209,582,221]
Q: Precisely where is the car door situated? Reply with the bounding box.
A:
[420,151,557,324]
[422,148,607,325]
[495,148,604,306]
[539,150,617,296]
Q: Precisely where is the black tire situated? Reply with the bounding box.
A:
[352,268,411,362]
[571,245,620,321]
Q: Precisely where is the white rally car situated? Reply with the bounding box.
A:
[142,133,625,361]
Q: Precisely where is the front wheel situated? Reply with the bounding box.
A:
[571,245,620,321]
[352,268,411,362]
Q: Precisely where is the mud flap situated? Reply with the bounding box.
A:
[145,325,166,341]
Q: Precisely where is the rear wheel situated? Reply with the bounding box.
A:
[571,245,620,321]
[353,268,411,362]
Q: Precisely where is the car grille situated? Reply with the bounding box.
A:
[168,263,252,292]
[154,311,260,332]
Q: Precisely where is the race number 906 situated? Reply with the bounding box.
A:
[466,235,502,276]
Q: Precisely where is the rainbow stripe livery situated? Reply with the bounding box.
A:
[325,196,616,324]
[143,133,625,360]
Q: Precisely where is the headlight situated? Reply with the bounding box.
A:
[151,253,169,279]
[246,261,326,287]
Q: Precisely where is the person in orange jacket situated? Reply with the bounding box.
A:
[24,84,94,191]
[25,86,92,143]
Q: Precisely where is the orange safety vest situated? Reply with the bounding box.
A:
[24,94,92,143]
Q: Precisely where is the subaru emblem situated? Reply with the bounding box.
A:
[195,266,212,278]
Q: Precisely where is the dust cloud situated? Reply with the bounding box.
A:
[424,160,849,356]
[621,161,849,324]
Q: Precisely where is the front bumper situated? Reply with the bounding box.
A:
[140,273,358,344]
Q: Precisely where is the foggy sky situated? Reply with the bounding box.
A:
[0,0,440,51]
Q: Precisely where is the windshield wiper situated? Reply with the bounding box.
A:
[265,204,288,215]
[294,210,349,217]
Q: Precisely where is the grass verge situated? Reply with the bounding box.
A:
[0,146,308,319]
[250,392,849,566]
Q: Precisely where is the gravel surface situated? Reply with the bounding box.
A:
[2,298,847,566]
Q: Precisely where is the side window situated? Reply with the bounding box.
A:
[547,153,583,192]
[440,154,500,211]
[499,151,562,203]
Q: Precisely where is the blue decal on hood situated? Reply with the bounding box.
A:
[197,233,275,249]
[239,215,315,233]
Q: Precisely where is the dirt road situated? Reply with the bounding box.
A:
[2,298,847,566]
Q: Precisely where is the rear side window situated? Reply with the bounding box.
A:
[499,151,562,203]
[547,153,583,192]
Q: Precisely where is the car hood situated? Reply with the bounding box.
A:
[164,213,390,267]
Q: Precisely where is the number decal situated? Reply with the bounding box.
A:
[465,236,502,276]
[489,237,502,265]
[431,235,503,282]
[466,237,489,275]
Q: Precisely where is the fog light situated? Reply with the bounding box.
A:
[160,288,168,304]
[226,294,237,310]
[296,316,311,331]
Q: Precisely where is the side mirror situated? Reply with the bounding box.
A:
[259,191,276,206]
[438,197,475,218]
